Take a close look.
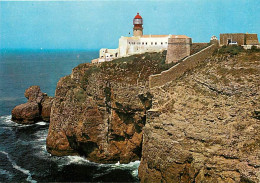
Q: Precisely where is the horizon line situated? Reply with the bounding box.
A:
[0,48,99,50]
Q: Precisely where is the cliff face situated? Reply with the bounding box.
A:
[46,52,170,163]
[139,51,260,182]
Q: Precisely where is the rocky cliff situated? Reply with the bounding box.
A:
[46,51,172,163]
[45,46,259,181]
[139,49,260,182]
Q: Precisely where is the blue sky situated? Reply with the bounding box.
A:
[0,0,259,50]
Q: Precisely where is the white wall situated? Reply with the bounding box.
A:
[96,35,172,63]
[118,37,128,57]
[118,36,171,57]
[99,48,119,61]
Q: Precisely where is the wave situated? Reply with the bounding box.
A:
[0,115,13,124]
[0,168,13,180]
[34,129,48,141]
[61,155,140,168]
[0,115,48,128]
[0,115,140,180]
[0,151,37,183]
[0,115,32,128]
[109,160,140,177]
[63,155,140,178]
[35,122,48,126]
[65,155,90,165]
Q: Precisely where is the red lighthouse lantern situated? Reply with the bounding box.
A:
[133,13,143,37]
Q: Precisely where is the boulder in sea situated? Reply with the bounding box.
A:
[11,86,54,124]
[11,102,40,124]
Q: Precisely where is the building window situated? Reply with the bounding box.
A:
[165,42,167,44]
[155,42,157,45]
[151,42,153,45]
[129,42,131,44]
[161,42,163,45]
[146,42,147,45]
[142,42,144,45]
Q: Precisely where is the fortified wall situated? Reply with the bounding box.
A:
[245,33,259,45]
[149,44,216,88]
[220,33,259,46]
[166,37,192,64]
[190,43,209,54]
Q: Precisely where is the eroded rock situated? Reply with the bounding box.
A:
[46,75,152,163]
[11,102,40,124]
[11,86,54,124]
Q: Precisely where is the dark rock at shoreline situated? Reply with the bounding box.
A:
[11,86,54,124]
[11,102,40,124]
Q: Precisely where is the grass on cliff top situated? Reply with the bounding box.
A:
[83,51,175,86]
[214,45,260,55]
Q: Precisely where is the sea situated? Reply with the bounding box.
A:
[0,49,140,182]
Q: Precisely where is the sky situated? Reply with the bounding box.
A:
[0,0,259,50]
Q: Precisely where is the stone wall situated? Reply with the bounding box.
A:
[149,44,216,88]
[220,33,245,46]
[166,38,192,64]
[190,43,208,55]
[245,33,259,45]
[220,33,259,46]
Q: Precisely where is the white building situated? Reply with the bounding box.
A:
[92,13,189,63]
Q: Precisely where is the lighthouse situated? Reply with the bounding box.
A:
[133,13,143,37]
[93,12,191,64]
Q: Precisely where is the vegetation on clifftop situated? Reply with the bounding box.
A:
[78,51,175,87]
[214,45,260,55]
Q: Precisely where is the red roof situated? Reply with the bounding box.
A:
[134,13,142,19]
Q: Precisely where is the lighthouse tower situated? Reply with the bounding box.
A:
[133,13,143,37]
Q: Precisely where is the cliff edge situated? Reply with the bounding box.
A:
[139,49,260,182]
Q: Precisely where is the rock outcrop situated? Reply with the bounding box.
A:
[139,51,260,182]
[46,52,169,163]
[12,86,54,124]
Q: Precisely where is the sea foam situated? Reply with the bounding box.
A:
[0,151,37,183]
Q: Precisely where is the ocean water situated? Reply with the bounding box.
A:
[0,50,140,182]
